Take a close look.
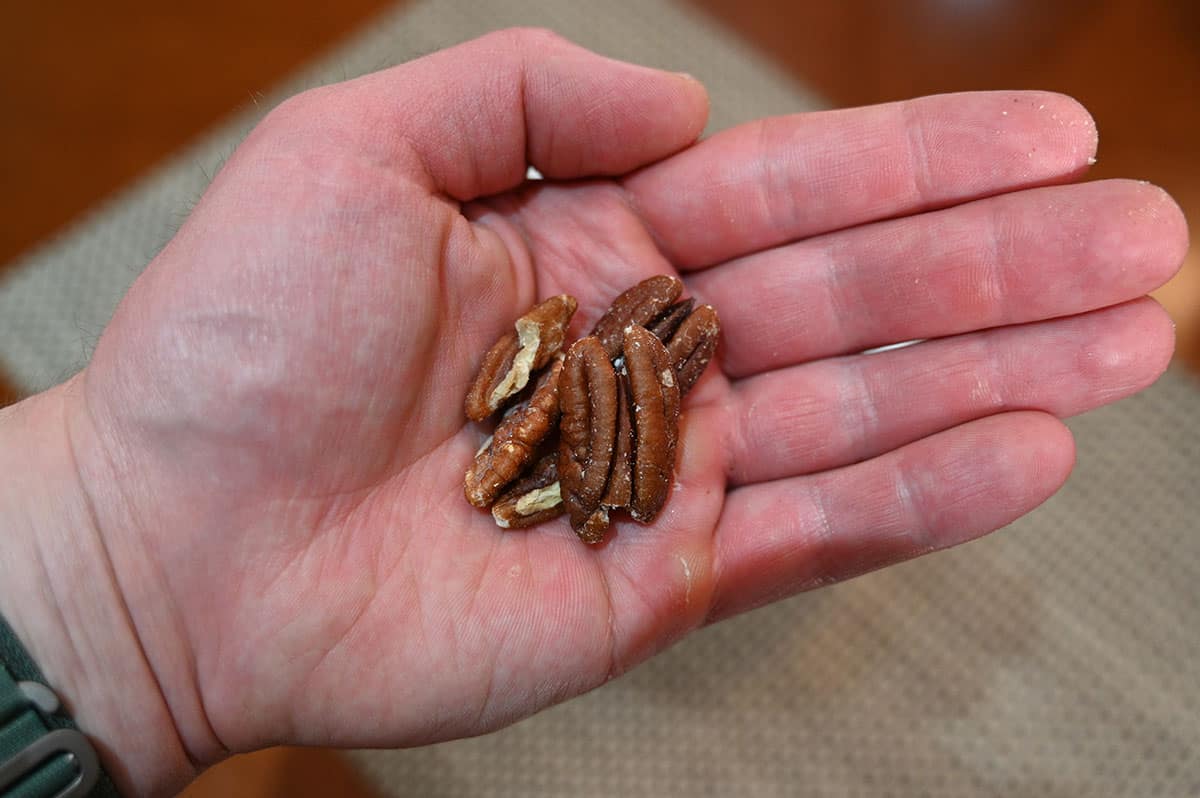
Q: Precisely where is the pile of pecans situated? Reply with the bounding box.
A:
[463,276,720,544]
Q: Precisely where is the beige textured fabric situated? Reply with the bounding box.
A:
[2,1,1197,795]
[354,367,1200,797]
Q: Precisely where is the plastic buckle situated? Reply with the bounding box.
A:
[0,681,101,798]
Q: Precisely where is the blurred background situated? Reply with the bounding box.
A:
[2,0,1196,415]
[1,1,1196,795]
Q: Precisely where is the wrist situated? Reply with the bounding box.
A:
[0,377,196,796]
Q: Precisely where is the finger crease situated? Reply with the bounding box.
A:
[842,358,881,460]
[893,459,937,555]
[803,479,840,591]
[900,100,935,209]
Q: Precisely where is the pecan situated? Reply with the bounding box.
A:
[666,304,720,395]
[464,357,563,508]
[590,275,682,360]
[465,294,577,421]
[647,298,694,343]
[601,370,634,509]
[624,325,681,523]
[491,452,565,529]
[461,279,719,542]
[558,337,619,543]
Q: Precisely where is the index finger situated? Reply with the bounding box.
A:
[622,91,1097,270]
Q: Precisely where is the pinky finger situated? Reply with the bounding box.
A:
[706,411,1075,623]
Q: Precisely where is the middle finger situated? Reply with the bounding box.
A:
[689,179,1184,378]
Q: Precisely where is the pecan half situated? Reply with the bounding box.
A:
[465,294,577,421]
[667,304,720,395]
[624,325,681,523]
[647,298,695,343]
[558,336,619,543]
[601,370,634,509]
[589,275,682,360]
[464,357,563,508]
[491,452,564,529]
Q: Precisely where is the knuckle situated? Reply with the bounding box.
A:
[261,85,339,132]
[499,26,571,53]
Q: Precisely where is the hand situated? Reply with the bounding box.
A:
[0,29,1185,796]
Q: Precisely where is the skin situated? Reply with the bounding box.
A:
[0,28,1186,797]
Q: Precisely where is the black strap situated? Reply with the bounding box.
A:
[0,613,121,797]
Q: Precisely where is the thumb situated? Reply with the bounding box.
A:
[343,27,709,200]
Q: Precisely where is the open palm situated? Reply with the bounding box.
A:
[69,30,1184,767]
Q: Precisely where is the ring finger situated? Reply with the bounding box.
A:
[713,296,1173,487]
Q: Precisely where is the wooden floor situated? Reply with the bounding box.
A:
[693,0,1200,370]
[1,1,1196,795]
